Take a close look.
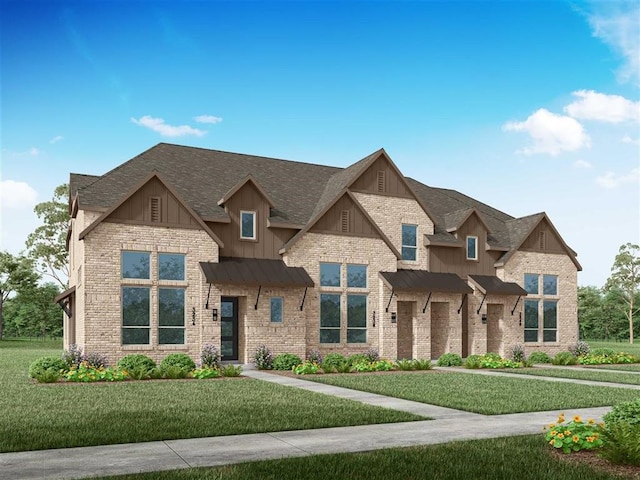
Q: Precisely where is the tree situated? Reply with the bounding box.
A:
[577,285,603,339]
[3,283,62,339]
[25,184,70,288]
[0,252,39,340]
[605,243,640,344]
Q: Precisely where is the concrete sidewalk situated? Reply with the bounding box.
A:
[0,368,619,480]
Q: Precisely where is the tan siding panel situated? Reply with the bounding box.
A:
[520,219,565,253]
[350,157,412,198]
[310,194,378,237]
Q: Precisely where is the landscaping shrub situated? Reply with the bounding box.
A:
[201,343,221,369]
[117,354,156,379]
[412,359,433,370]
[510,344,526,363]
[600,398,640,465]
[464,355,482,369]
[334,360,353,373]
[544,412,603,454]
[83,351,108,369]
[347,353,368,366]
[395,359,415,371]
[437,353,462,367]
[61,344,84,369]
[273,353,302,371]
[591,347,616,358]
[191,367,220,379]
[220,364,243,377]
[322,353,347,372]
[253,344,273,370]
[293,361,320,375]
[603,398,640,427]
[160,353,196,376]
[552,351,578,366]
[306,349,322,365]
[529,351,552,364]
[29,356,68,382]
[569,341,590,357]
[65,364,127,382]
[364,347,380,363]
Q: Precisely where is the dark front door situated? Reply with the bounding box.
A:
[221,297,239,361]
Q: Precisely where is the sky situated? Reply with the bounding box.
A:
[1,0,638,288]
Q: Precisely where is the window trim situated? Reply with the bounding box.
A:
[240,210,257,240]
[401,224,418,262]
[466,236,478,261]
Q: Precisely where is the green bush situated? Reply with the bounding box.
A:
[160,353,196,376]
[604,398,640,427]
[220,364,243,377]
[334,361,353,373]
[192,367,220,379]
[437,353,462,367]
[117,354,156,375]
[569,341,590,357]
[591,347,616,357]
[528,352,552,364]
[273,353,302,371]
[253,344,274,370]
[322,353,347,372]
[395,359,415,371]
[510,344,526,363]
[29,356,67,381]
[412,359,433,370]
[347,353,368,366]
[552,351,578,366]
[464,355,482,369]
[293,361,320,375]
[600,423,640,466]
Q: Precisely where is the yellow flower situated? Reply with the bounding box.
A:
[564,430,571,436]
[573,415,582,423]
[549,423,556,429]
[557,433,565,439]
[549,439,555,446]
[572,435,580,443]
[587,418,596,425]
[550,430,557,437]
[586,436,594,443]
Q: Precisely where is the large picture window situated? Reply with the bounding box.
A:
[524,299,538,343]
[320,294,341,343]
[122,287,150,344]
[122,251,150,279]
[401,224,417,261]
[159,253,185,281]
[523,273,559,343]
[158,288,185,344]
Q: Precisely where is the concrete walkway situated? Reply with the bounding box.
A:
[0,367,626,480]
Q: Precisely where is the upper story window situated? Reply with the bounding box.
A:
[122,251,150,279]
[159,253,185,281]
[543,274,558,295]
[524,273,539,294]
[240,211,256,240]
[320,262,341,287]
[347,264,367,288]
[466,236,478,261]
[401,224,417,261]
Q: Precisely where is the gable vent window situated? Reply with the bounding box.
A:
[341,210,350,233]
[150,197,161,223]
[539,231,546,250]
[377,171,386,193]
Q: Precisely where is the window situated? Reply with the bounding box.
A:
[347,264,367,288]
[524,274,539,294]
[466,236,478,260]
[401,224,417,261]
[240,211,256,240]
[122,251,150,279]
[524,299,538,343]
[159,253,185,281]
[122,287,150,344]
[270,297,283,323]
[158,288,185,344]
[543,275,558,295]
[543,301,557,342]
[320,294,341,343]
[320,262,341,287]
[347,294,367,343]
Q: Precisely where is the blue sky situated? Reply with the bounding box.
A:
[1,0,638,287]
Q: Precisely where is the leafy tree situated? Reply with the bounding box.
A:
[3,283,62,339]
[577,285,603,339]
[606,243,640,344]
[0,252,39,340]
[25,184,70,288]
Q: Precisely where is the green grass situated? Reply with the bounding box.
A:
[0,339,422,453]
[495,367,640,385]
[94,435,623,480]
[585,364,640,372]
[307,371,640,414]
[587,340,640,357]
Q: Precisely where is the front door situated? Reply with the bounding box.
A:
[221,297,239,361]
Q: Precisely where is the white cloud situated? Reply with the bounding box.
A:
[131,115,206,137]
[564,90,640,123]
[194,115,223,124]
[0,180,38,209]
[502,108,591,155]
[49,135,64,144]
[29,147,39,156]
[596,167,640,188]
[573,159,593,169]
[622,134,640,145]
[588,3,640,84]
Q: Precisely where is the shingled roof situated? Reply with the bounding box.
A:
[71,143,579,269]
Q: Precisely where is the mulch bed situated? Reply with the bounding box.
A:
[550,448,640,479]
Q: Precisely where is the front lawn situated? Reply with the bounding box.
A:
[498,367,640,385]
[586,364,640,373]
[587,340,640,357]
[0,340,422,453]
[308,371,640,414]
[93,435,628,480]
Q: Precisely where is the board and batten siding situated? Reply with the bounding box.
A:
[350,156,414,198]
[310,194,379,237]
[519,218,566,254]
